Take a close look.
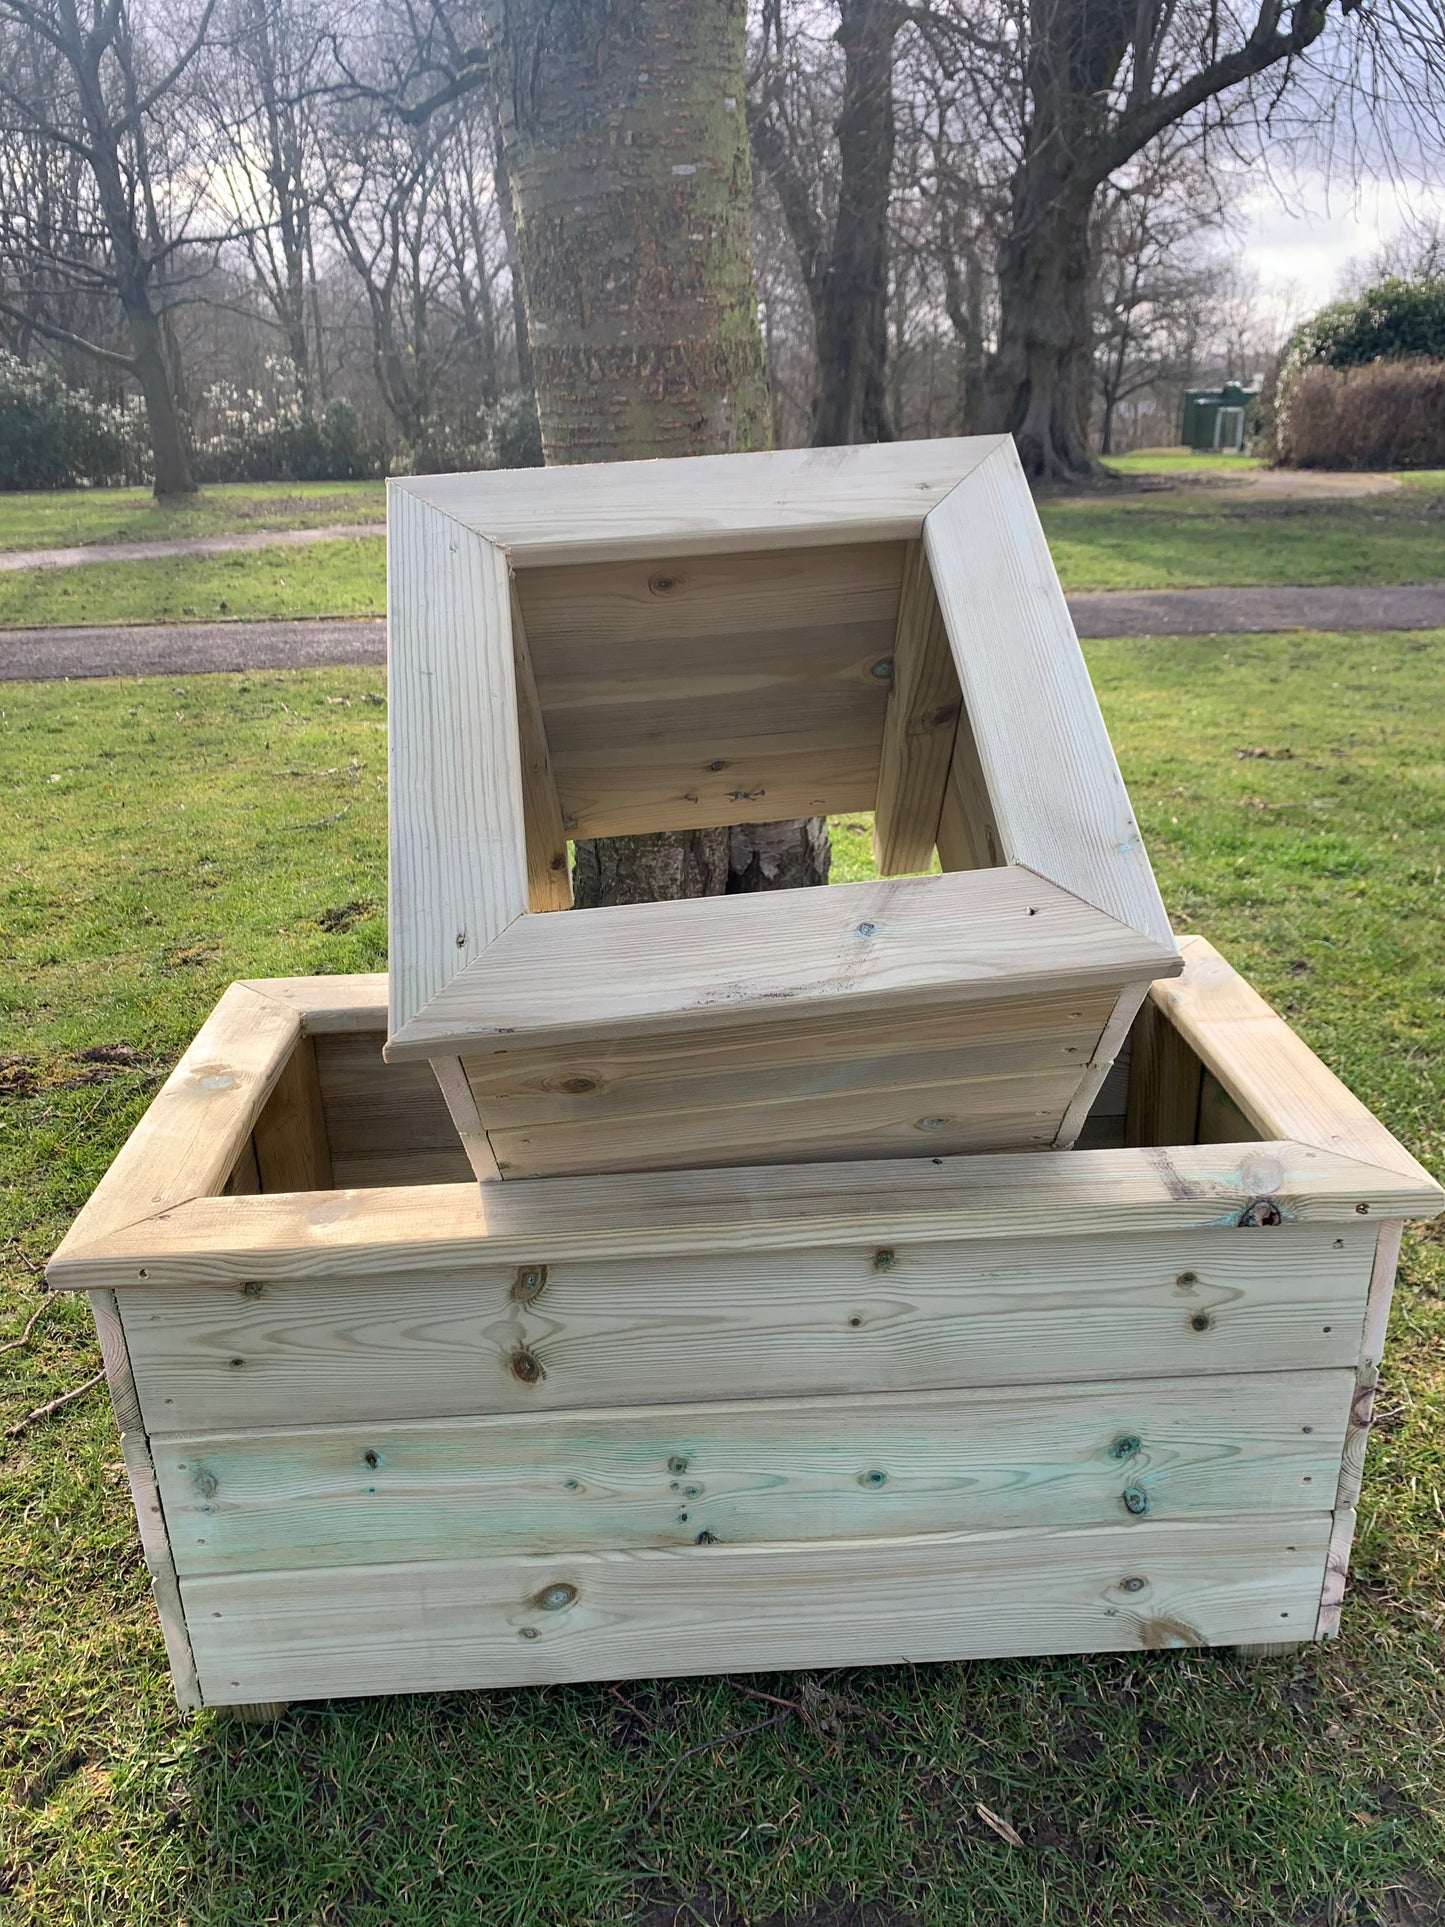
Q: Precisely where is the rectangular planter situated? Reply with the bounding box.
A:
[47,937,1442,1712]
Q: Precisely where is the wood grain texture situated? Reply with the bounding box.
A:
[395,438,999,568]
[1333,1219,1404,1515]
[1053,982,1150,1152]
[933,688,1001,873]
[156,1369,1351,1577]
[50,1139,1429,1294]
[508,582,572,911]
[48,982,299,1268]
[428,1054,501,1184]
[1197,1070,1261,1146]
[387,867,1179,1060]
[520,542,902,838]
[252,1034,332,1194]
[184,1513,1331,1703]
[244,975,388,1033]
[1316,1505,1356,1639]
[1153,939,1443,1195]
[1126,995,1204,1150]
[872,540,962,874]
[923,440,1176,949]
[386,485,529,1040]
[117,1225,1374,1432]
[311,1031,466,1185]
[88,1289,201,1710]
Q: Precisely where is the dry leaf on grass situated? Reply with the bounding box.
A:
[975,1802,1025,1848]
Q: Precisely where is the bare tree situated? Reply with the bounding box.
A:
[0,0,220,492]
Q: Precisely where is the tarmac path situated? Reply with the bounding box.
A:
[3,582,1443,681]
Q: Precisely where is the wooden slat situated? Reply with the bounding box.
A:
[521,542,902,839]
[116,1224,1375,1432]
[1198,1069,1261,1145]
[1126,994,1203,1150]
[48,982,300,1265]
[49,1140,1433,1294]
[873,540,962,874]
[88,1289,202,1710]
[396,437,998,568]
[429,1054,501,1184]
[461,988,1112,1125]
[223,1136,261,1197]
[156,1369,1351,1578]
[243,974,388,1033]
[1054,982,1150,1151]
[485,1071,1080,1177]
[183,1514,1331,1704]
[508,582,572,911]
[934,697,1001,873]
[386,485,529,1038]
[387,867,1180,1060]
[252,1034,332,1194]
[1153,938,1442,1192]
[312,1031,461,1169]
[923,440,1177,950]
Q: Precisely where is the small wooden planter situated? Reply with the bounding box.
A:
[385,438,1181,1179]
[48,938,1441,1712]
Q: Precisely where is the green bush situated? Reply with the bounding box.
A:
[0,357,146,489]
[1283,276,1445,377]
[1276,358,1445,469]
[193,379,384,484]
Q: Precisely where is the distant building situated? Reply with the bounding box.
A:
[1180,382,1259,452]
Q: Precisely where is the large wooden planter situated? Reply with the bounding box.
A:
[385,438,1180,1179]
[47,939,1441,1713]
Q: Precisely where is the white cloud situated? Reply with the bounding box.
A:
[1237,170,1445,330]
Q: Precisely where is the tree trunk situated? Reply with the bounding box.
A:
[981,178,1100,483]
[130,310,197,497]
[482,0,828,904]
[811,0,903,447]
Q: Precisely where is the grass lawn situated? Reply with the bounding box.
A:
[0,480,385,552]
[1103,448,1266,476]
[2,632,1443,1926]
[0,481,1442,630]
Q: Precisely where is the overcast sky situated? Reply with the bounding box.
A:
[1239,168,1445,328]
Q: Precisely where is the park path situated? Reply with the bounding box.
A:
[0,522,380,572]
[3,582,1444,681]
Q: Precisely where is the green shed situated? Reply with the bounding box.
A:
[1180,382,1258,452]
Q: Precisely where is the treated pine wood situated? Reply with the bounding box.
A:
[922,440,1176,951]
[872,540,962,875]
[934,698,1001,873]
[155,1368,1350,1578]
[1316,1505,1356,1639]
[461,989,1112,1126]
[242,974,388,1033]
[520,542,902,839]
[1126,995,1204,1149]
[48,982,298,1263]
[223,1136,261,1197]
[428,1054,501,1184]
[184,1513,1331,1704]
[485,1071,1080,1177]
[395,438,998,569]
[311,1031,469,1184]
[1053,982,1151,1151]
[1333,1219,1405,1517]
[508,582,572,911]
[1197,1069,1261,1145]
[384,867,1180,1061]
[252,1034,332,1194]
[48,1139,1431,1296]
[225,1702,290,1721]
[1233,1642,1303,1658]
[115,1224,1375,1433]
[88,1289,202,1709]
[1152,938,1441,1190]
[386,485,529,1039]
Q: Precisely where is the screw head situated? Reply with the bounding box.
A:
[1190,1312,1214,1333]
[1120,1575,1147,1594]
[858,1469,888,1489]
[1122,1487,1150,1516]
[535,1583,577,1612]
[1109,1435,1142,1461]
[872,1248,896,1271]
[871,658,894,679]
[667,1455,689,1475]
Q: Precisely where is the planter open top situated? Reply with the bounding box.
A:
[384,436,1180,1180]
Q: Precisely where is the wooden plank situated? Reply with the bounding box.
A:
[521,542,902,838]
[462,988,1111,1125]
[311,1031,462,1169]
[89,1290,202,1710]
[1316,1506,1356,1640]
[934,696,1001,873]
[223,1136,261,1198]
[1198,1069,1262,1145]
[48,1141,1433,1294]
[252,1034,332,1194]
[387,867,1180,1060]
[243,974,388,1034]
[429,1054,501,1184]
[873,540,962,875]
[923,440,1177,950]
[118,1224,1375,1432]
[386,484,529,1039]
[1126,994,1203,1149]
[48,982,300,1266]
[396,437,998,569]
[1054,982,1149,1151]
[1333,1219,1404,1516]
[484,1071,1080,1177]
[1153,938,1442,1194]
[508,581,572,911]
[183,1513,1331,1703]
[156,1369,1351,1578]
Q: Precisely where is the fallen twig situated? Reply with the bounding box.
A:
[642,1710,790,1822]
[280,801,354,832]
[0,1301,56,1354]
[8,1369,105,1438]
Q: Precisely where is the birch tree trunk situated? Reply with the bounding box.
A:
[481,0,829,902]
